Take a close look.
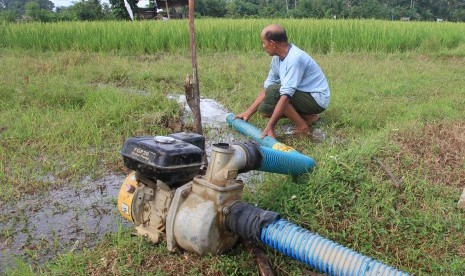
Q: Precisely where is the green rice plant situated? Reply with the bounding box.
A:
[1,19,465,54]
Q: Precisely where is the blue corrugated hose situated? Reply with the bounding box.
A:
[261,219,409,276]
[227,113,316,175]
[259,146,315,175]
[226,113,280,149]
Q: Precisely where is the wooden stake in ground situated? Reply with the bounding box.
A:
[371,156,403,188]
[243,241,275,276]
[184,0,203,135]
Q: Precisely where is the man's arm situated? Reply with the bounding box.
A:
[236,58,279,121]
[234,88,266,122]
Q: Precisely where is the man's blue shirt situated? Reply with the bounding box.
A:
[264,44,330,109]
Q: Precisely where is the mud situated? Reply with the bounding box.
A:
[0,174,128,271]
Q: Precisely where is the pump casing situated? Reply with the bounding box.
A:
[118,133,251,255]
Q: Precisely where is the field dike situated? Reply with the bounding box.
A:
[1,95,319,272]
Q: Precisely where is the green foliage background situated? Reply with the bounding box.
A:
[1,0,465,22]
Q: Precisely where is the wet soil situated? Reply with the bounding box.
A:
[0,174,128,271]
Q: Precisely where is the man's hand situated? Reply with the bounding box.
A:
[234,111,253,122]
[234,89,266,122]
[261,124,276,139]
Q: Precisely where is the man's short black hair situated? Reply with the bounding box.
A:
[263,27,288,43]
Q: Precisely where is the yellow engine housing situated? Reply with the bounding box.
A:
[117,172,138,222]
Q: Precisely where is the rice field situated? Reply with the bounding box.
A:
[1,19,465,54]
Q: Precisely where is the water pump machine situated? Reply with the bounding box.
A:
[117,132,408,275]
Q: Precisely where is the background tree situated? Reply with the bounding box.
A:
[0,9,16,21]
[258,0,286,18]
[0,0,54,19]
[66,0,104,20]
[2,0,465,22]
[24,0,53,21]
[226,0,260,17]
[293,0,326,18]
[350,0,388,18]
[102,2,113,18]
[109,0,136,19]
[204,0,227,17]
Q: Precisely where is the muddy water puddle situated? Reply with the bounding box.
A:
[0,95,270,272]
[0,174,128,271]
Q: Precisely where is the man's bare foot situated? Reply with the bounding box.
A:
[301,114,320,125]
[294,126,310,136]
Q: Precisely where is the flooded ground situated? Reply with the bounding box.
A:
[0,174,128,271]
[1,94,288,272]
